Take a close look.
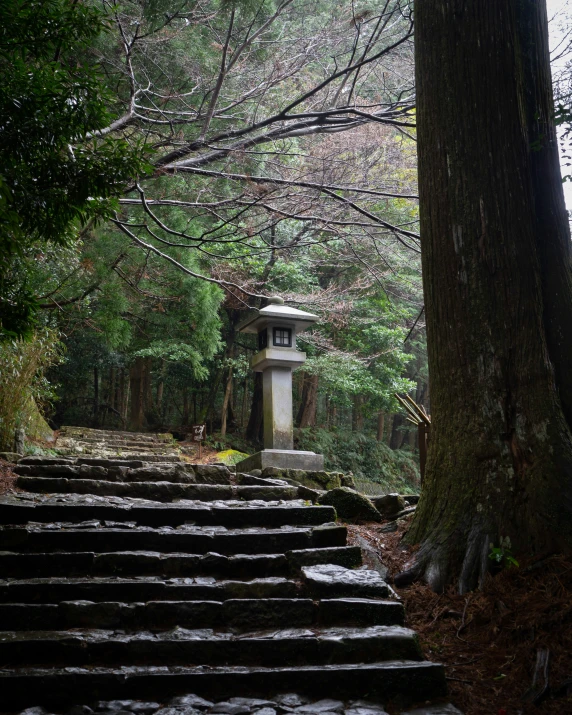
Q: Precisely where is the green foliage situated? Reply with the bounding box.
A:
[489,537,519,570]
[0,328,63,450]
[0,0,149,339]
[295,427,419,493]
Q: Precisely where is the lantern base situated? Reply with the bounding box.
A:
[236,449,324,473]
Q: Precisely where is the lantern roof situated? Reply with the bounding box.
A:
[238,298,318,334]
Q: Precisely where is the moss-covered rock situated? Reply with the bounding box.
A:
[216,449,250,466]
[371,493,406,518]
[340,474,356,490]
[261,467,342,491]
[318,487,382,523]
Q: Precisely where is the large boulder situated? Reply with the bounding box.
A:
[318,487,382,522]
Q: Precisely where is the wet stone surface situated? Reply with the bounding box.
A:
[15,693,392,715]
[0,434,454,713]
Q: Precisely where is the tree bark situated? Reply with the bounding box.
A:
[246,372,264,444]
[128,358,149,431]
[93,366,99,428]
[389,414,404,450]
[296,373,318,428]
[220,361,234,436]
[377,413,385,442]
[352,395,364,431]
[404,0,572,594]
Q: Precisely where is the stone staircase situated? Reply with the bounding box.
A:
[55,426,181,458]
[0,440,458,714]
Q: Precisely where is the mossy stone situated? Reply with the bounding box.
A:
[318,487,382,523]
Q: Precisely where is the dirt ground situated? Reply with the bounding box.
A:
[347,520,572,715]
[0,459,18,495]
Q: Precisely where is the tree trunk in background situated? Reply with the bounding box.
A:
[377,413,384,441]
[220,361,234,436]
[246,372,264,444]
[128,358,148,431]
[403,0,572,594]
[182,390,189,427]
[93,366,99,427]
[156,369,164,420]
[142,358,153,419]
[389,414,403,449]
[109,367,116,411]
[241,377,248,429]
[297,373,318,428]
[351,395,364,431]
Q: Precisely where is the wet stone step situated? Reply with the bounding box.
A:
[0,597,405,631]
[13,465,204,484]
[0,498,337,528]
[15,478,302,503]
[5,692,463,715]
[18,456,183,466]
[0,661,448,711]
[0,625,422,667]
[15,459,227,478]
[0,546,362,579]
[0,523,347,554]
[0,576,303,604]
[0,567,387,604]
[302,565,390,599]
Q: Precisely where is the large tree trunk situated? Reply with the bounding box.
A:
[404,0,572,594]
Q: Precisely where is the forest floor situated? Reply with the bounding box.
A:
[0,459,18,495]
[347,521,572,715]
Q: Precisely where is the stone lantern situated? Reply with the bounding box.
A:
[235,297,324,472]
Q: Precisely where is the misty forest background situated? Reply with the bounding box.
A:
[2,0,571,494]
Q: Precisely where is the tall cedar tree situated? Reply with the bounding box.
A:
[400,0,572,593]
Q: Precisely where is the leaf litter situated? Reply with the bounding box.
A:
[347,520,572,715]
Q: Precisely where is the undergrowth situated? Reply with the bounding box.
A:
[295,427,419,493]
[0,329,62,451]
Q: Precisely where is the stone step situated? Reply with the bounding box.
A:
[0,625,422,667]
[0,523,346,554]
[0,661,447,711]
[59,427,173,440]
[19,455,183,465]
[0,545,362,578]
[0,576,303,603]
[15,476,300,502]
[14,461,230,484]
[66,435,169,444]
[0,566,388,603]
[0,497,336,528]
[0,597,404,631]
